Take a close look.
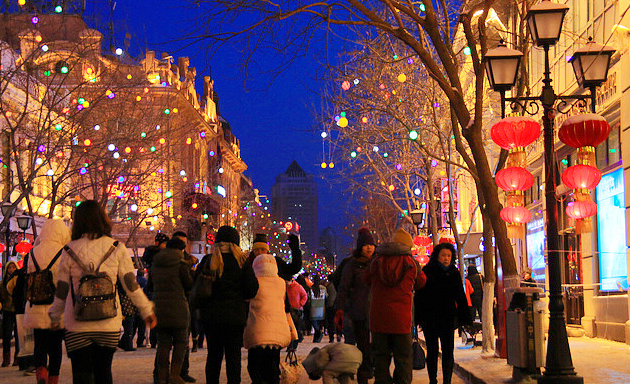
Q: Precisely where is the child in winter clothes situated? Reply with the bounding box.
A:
[301,343,363,384]
[243,253,291,384]
[24,219,71,384]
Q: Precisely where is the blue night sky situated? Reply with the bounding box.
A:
[82,1,348,237]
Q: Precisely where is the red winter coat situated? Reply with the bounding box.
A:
[367,242,426,334]
[287,280,307,310]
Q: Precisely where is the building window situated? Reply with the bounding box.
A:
[595,124,621,168]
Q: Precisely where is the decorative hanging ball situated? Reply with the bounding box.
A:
[15,240,33,255]
[561,164,601,190]
[500,206,531,224]
[558,113,610,149]
[413,235,432,247]
[341,81,351,91]
[397,73,407,83]
[491,116,541,150]
[566,200,598,219]
[438,236,456,245]
[495,167,534,191]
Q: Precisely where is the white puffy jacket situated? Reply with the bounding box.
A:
[243,254,291,349]
[24,219,71,329]
[48,235,153,332]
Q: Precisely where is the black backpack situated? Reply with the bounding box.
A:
[26,249,63,305]
[64,241,119,321]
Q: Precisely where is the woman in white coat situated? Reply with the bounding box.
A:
[24,219,71,384]
[48,200,156,384]
[243,253,291,384]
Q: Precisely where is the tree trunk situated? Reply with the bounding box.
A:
[482,282,496,353]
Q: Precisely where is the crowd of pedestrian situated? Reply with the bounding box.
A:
[0,201,502,384]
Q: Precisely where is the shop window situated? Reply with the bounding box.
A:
[595,124,621,168]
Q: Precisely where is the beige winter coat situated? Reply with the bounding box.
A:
[48,235,153,332]
[243,254,291,349]
[24,219,71,329]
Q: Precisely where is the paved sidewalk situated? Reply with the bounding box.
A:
[441,334,630,384]
[0,336,463,384]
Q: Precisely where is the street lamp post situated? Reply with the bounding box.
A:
[410,208,425,235]
[1,202,16,269]
[483,1,615,383]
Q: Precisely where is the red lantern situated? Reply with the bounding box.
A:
[496,167,534,191]
[558,113,610,149]
[0,243,5,253]
[491,117,541,150]
[413,235,432,247]
[438,236,456,245]
[15,240,33,256]
[562,165,601,190]
[500,206,531,224]
[17,259,23,269]
[566,200,598,219]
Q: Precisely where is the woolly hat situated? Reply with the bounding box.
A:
[392,228,414,248]
[155,232,169,244]
[252,233,269,252]
[356,227,376,249]
[215,225,240,246]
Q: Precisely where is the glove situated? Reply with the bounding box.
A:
[334,309,344,330]
[288,234,300,252]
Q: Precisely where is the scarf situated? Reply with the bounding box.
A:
[208,242,248,277]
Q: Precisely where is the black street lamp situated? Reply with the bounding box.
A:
[16,215,33,237]
[483,1,615,383]
[1,202,16,269]
[410,208,425,235]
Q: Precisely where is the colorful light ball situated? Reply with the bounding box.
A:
[341,81,351,90]
[397,73,407,83]
[337,117,348,128]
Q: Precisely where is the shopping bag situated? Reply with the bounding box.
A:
[15,314,34,357]
[280,349,302,384]
[412,340,426,370]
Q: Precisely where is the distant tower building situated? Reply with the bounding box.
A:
[271,161,318,252]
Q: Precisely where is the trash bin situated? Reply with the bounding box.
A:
[505,287,545,374]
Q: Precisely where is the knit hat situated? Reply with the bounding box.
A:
[356,227,376,249]
[392,228,414,248]
[215,225,240,246]
[155,232,169,244]
[252,233,269,252]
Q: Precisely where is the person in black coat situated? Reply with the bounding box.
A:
[465,265,483,321]
[197,226,258,384]
[415,243,471,384]
[148,238,194,384]
[242,233,302,282]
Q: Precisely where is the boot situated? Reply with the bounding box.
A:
[48,376,59,384]
[169,363,186,384]
[1,351,9,367]
[36,366,48,384]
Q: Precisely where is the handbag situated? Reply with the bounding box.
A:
[117,281,138,317]
[280,349,303,384]
[190,257,215,308]
[412,340,426,370]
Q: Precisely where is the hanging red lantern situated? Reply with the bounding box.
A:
[0,243,5,253]
[438,236,456,245]
[15,240,33,256]
[17,259,23,269]
[565,200,598,219]
[496,167,534,191]
[500,206,531,224]
[413,235,432,247]
[562,165,601,190]
[491,117,541,150]
[558,113,610,149]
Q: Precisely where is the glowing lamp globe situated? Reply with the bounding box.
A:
[566,200,598,219]
[500,206,531,224]
[558,113,610,149]
[491,116,541,150]
[341,81,351,90]
[15,240,33,255]
[562,164,601,190]
[495,167,534,191]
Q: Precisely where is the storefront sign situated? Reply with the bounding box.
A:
[596,168,628,291]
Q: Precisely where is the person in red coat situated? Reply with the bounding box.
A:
[367,228,426,384]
